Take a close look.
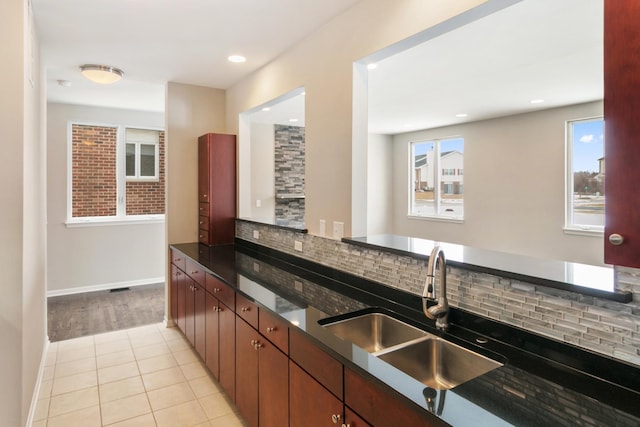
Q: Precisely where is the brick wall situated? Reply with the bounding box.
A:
[71,124,166,217]
[72,124,117,217]
[126,131,165,215]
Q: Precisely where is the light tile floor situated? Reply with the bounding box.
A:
[33,323,248,427]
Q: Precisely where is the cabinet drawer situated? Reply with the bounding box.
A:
[199,215,209,231]
[236,293,258,328]
[170,249,186,271]
[289,329,343,399]
[199,202,209,215]
[198,229,210,245]
[206,273,235,308]
[259,309,289,354]
[185,258,206,285]
[345,367,444,427]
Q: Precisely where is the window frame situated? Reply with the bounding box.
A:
[408,137,464,222]
[564,116,604,236]
[66,121,165,226]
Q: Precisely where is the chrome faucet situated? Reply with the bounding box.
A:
[422,246,449,331]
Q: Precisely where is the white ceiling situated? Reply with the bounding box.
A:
[32,0,362,112]
[33,0,603,134]
[367,0,603,134]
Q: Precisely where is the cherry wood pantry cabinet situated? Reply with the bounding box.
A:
[198,133,236,246]
[604,1,640,267]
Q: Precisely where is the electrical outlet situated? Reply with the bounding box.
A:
[294,280,303,292]
[319,219,326,237]
[256,199,262,207]
[294,240,303,252]
[333,221,344,240]
[253,230,260,239]
[253,262,260,272]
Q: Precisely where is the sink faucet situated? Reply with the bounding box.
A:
[422,246,449,331]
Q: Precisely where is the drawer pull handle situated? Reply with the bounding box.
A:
[213,288,221,293]
[332,414,341,424]
[241,307,250,312]
[266,327,276,334]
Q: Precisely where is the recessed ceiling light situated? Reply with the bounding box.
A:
[455,113,468,118]
[300,91,306,96]
[261,107,271,112]
[79,64,123,84]
[367,63,377,70]
[228,55,246,63]
[530,99,545,104]
[289,118,299,123]
[57,79,72,87]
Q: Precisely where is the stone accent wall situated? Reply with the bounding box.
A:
[274,125,305,222]
[72,124,118,217]
[126,131,166,215]
[236,221,640,366]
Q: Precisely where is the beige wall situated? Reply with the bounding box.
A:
[367,133,393,234]
[390,102,604,265]
[165,82,226,246]
[226,0,488,238]
[250,122,276,219]
[0,0,47,424]
[46,103,166,293]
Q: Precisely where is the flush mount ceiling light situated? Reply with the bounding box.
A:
[228,55,247,63]
[79,64,124,84]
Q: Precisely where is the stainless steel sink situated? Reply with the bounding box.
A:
[320,310,503,390]
[377,337,503,390]
[321,312,430,353]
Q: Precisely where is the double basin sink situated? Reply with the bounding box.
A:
[319,309,503,390]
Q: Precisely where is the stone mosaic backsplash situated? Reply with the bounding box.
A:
[274,125,305,222]
[236,220,640,366]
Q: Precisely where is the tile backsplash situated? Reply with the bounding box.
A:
[236,221,640,366]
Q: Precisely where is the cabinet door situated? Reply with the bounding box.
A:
[205,292,220,379]
[170,264,179,325]
[236,317,259,427]
[290,361,343,427]
[345,407,371,427]
[604,1,640,267]
[185,276,195,346]
[258,339,288,427]
[194,283,206,359]
[218,301,236,401]
[198,135,210,203]
[176,268,187,334]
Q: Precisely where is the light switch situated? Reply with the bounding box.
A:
[333,221,344,240]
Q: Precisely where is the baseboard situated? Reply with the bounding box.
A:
[47,277,165,297]
[26,337,49,427]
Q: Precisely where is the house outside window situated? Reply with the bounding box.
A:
[69,123,165,223]
[566,117,604,232]
[410,137,464,220]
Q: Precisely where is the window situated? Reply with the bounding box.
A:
[566,117,604,232]
[126,128,160,181]
[69,123,165,223]
[410,137,464,219]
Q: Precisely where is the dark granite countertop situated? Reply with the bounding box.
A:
[171,241,640,427]
[344,234,631,303]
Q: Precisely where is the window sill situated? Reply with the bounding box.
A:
[66,215,165,228]
[407,214,464,224]
[563,226,604,237]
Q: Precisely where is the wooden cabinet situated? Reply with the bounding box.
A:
[603,1,640,267]
[236,315,289,427]
[236,318,260,427]
[290,361,343,427]
[203,272,236,402]
[197,133,236,246]
[170,250,445,427]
